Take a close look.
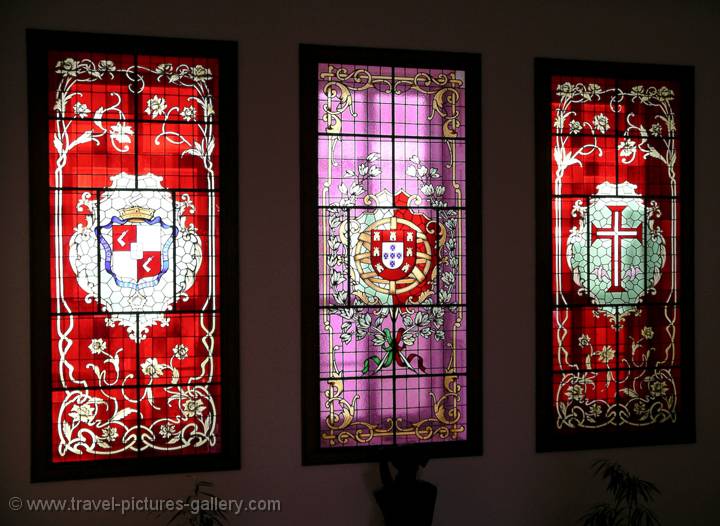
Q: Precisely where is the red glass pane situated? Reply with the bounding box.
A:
[549,73,683,432]
[48,51,222,462]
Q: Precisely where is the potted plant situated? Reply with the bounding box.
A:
[580,459,661,526]
[165,480,226,526]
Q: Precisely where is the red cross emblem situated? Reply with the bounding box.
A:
[591,205,643,292]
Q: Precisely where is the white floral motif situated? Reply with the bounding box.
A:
[172,344,189,360]
[556,82,573,97]
[141,357,163,379]
[68,402,95,423]
[88,338,107,355]
[598,345,615,364]
[73,102,90,118]
[182,399,205,418]
[145,95,167,118]
[180,106,196,122]
[650,380,669,398]
[567,385,585,402]
[97,60,116,73]
[55,58,78,77]
[593,114,610,134]
[159,423,176,439]
[568,120,582,134]
[618,138,637,158]
[109,123,134,145]
[190,65,212,82]
[100,427,118,443]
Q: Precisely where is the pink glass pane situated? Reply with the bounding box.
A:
[317,62,468,447]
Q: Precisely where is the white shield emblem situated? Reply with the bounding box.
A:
[101,219,173,287]
[381,241,404,269]
[69,173,202,341]
[566,181,666,322]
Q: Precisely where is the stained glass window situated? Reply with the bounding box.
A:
[301,46,481,463]
[28,30,239,480]
[536,59,695,451]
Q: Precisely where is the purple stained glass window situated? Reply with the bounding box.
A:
[302,46,481,462]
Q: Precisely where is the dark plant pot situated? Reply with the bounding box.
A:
[374,480,437,526]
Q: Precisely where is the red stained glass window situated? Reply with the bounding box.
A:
[301,46,481,463]
[29,30,238,480]
[536,59,695,450]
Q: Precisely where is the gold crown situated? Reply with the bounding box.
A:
[120,206,154,223]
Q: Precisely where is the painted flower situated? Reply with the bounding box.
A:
[159,423,176,439]
[155,63,173,75]
[657,86,674,102]
[630,85,645,98]
[88,338,107,355]
[97,60,116,73]
[589,404,602,417]
[180,106,196,122]
[73,102,90,118]
[420,184,434,196]
[140,357,163,379]
[593,113,610,134]
[109,123,134,144]
[633,401,647,414]
[584,83,601,99]
[145,95,167,118]
[100,427,118,443]
[618,138,637,158]
[568,120,582,134]
[641,326,654,340]
[68,402,95,423]
[567,384,585,402]
[650,123,663,137]
[172,344,189,360]
[556,82,573,97]
[190,65,212,82]
[578,334,591,347]
[182,399,206,418]
[55,58,78,77]
[598,345,616,364]
[650,380,669,398]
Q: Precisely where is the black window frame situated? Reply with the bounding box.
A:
[28,29,240,481]
[535,58,695,452]
[300,44,482,465]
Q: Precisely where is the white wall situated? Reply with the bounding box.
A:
[1,1,719,524]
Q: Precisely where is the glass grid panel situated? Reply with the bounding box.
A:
[48,51,221,461]
[317,63,468,448]
[549,73,682,430]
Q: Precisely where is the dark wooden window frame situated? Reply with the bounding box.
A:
[300,44,482,465]
[535,58,695,452]
[27,29,240,481]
